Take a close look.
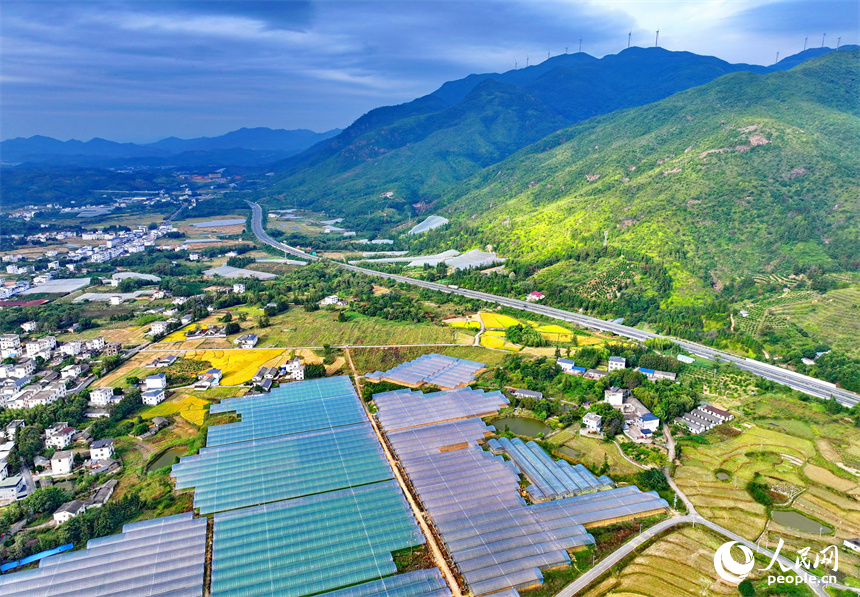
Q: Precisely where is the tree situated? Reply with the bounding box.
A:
[224,322,240,335]
[738,580,755,597]
[126,376,139,386]
[220,312,233,323]
[304,364,326,379]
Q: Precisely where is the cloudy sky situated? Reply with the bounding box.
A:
[2,0,858,142]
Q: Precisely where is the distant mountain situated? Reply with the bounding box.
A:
[0,127,342,168]
[433,49,859,299]
[265,46,854,223]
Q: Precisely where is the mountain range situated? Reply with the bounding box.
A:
[263,45,857,221]
[1,127,341,168]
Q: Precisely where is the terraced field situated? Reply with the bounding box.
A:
[674,426,814,540]
[583,527,738,597]
[770,286,860,356]
[733,290,817,337]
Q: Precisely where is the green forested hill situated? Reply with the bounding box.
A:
[432,49,859,301]
[265,47,850,224]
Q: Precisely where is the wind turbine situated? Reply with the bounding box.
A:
[628,31,632,48]
[655,30,660,47]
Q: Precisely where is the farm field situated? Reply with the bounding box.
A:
[183,348,286,385]
[243,308,459,348]
[143,394,210,426]
[469,311,604,352]
[480,330,520,351]
[349,345,507,375]
[551,434,642,477]
[582,526,738,597]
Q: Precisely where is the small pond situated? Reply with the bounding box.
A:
[147,447,186,473]
[771,510,832,534]
[491,417,552,438]
[556,446,582,461]
[716,472,731,481]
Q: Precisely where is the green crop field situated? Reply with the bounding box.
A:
[770,286,860,357]
[240,308,460,348]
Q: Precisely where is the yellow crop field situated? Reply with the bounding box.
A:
[143,395,208,424]
[535,324,574,342]
[480,331,520,351]
[184,348,286,385]
[448,321,481,329]
[479,312,521,329]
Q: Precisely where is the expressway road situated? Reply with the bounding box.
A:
[247,202,860,408]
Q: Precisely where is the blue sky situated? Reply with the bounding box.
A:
[1,0,858,142]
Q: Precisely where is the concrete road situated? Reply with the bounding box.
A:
[245,201,860,407]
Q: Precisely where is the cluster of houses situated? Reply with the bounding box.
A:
[251,358,305,392]
[193,368,223,391]
[142,374,168,405]
[233,334,259,349]
[0,418,119,505]
[52,479,118,524]
[674,405,734,434]
[556,356,678,382]
[0,333,120,411]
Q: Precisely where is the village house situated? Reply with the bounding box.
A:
[513,388,543,401]
[525,291,545,302]
[51,450,73,475]
[232,283,245,294]
[89,387,118,407]
[145,373,167,390]
[583,412,602,433]
[608,356,627,371]
[604,387,626,407]
[142,388,166,406]
[90,439,114,461]
[234,334,259,349]
[282,358,304,381]
[45,423,76,449]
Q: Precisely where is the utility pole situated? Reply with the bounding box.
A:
[579,37,582,53]
[837,37,841,49]
[655,30,659,47]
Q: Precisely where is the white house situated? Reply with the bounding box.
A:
[639,413,661,432]
[85,336,105,352]
[604,387,625,407]
[90,439,114,461]
[109,295,123,306]
[556,358,576,373]
[0,475,28,503]
[60,340,83,356]
[145,373,167,390]
[150,321,170,336]
[142,388,166,406]
[193,368,222,390]
[51,450,73,475]
[53,500,88,524]
[844,538,860,553]
[234,334,258,349]
[90,387,117,407]
[61,364,82,380]
[608,356,627,371]
[46,426,76,449]
[0,335,20,351]
[232,283,245,294]
[189,253,199,261]
[21,321,37,332]
[282,358,304,381]
[583,412,602,433]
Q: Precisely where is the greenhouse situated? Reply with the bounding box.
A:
[172,422,393,514]
[374,391,669,595]
[211,481,430,597]
[0,513,206,597]
[365,353,486,389]
[487,437,615,501]
[373,387,509,431]
[207,377,367,446]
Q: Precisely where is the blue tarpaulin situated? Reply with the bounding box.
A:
[1,543,73,573]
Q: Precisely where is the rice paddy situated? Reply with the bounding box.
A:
[143,395,210,426]
[183,348,287,385]
[479,312,521,329]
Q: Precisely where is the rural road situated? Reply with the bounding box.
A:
[246,202,860,408]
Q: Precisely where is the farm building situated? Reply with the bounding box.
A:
[513,388,543,400]
[608,356,627,371]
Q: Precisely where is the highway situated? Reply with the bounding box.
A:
[246,202,860,408]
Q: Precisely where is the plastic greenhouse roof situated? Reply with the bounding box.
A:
[374,394,669,595]
[211,481,428,597]
[0,513,206,597]
[366,353,486,390]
